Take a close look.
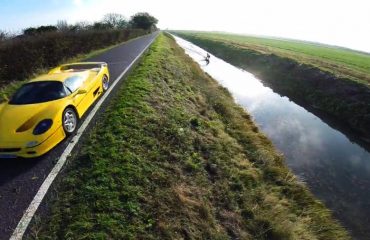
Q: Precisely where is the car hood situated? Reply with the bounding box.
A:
[0,101,60,144]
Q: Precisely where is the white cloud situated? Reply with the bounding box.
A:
[73,0,83,6]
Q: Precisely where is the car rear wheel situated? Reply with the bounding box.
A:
[63,107,78,135]
[102,75,109,91]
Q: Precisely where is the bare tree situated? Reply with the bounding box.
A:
[0,30,8,41]
[56,20,70,32]
[74,21,92,31]
[102,13,127,29]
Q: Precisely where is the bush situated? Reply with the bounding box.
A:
[0,28,146,85]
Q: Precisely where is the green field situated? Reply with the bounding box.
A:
[177,31,370,85]
[27,33,348,239]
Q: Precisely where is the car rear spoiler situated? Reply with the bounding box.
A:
[48,62,108,74]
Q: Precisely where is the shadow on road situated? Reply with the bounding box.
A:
[0,157,43,187]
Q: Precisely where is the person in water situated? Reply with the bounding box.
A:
[205,53,210,65]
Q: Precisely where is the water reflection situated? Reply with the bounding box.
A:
[174,36,370,239]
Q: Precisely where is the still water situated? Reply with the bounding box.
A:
[174,36,370,239]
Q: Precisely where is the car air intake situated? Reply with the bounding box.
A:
[0,148,21,153]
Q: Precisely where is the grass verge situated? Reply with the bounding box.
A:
[27,33,349,239]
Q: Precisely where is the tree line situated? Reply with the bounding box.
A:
[0,12,158,40]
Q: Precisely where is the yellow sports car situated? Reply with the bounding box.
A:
[0,62,110,158]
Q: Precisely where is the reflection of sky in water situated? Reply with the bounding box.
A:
[175,36,370,238]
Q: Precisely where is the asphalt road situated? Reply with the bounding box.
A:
[0,32,158,239]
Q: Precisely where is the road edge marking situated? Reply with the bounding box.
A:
[10,33,158,240]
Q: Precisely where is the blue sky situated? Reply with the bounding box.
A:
[0,0,81,31]
[1,0,58,27]
[1,0,369,53]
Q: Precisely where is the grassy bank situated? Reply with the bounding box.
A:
[27,33,349,239]
[174,31,370,140]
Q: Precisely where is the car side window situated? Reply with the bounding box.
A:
[64,76,84,93]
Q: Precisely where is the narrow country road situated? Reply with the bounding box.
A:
[0,32,158,240]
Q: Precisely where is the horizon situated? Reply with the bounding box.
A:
[171,30,370,55]
[1,0,370,53]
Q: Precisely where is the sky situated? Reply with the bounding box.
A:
[1,0,369,53]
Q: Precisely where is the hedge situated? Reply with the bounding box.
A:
[0,28,146,85]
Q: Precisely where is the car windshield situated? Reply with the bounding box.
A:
[61,63,101,71]
[9,81,67,105]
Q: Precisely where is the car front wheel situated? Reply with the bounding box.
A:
[62,107,78,135]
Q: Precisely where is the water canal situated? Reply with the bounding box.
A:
[174,35,370,239]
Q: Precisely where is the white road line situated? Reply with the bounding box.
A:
[10,34,157,240]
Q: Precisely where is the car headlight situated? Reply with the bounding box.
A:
[33,119,53,135]
[26,141,39,148]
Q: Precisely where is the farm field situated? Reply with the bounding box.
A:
[177,31,370,85]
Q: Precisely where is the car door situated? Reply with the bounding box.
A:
[83,71,101,107]
[64,75,89,116]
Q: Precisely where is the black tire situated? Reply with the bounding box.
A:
[62,107,78,136]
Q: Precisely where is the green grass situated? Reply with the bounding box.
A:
[175,31,370,85]
[27,33,349,239]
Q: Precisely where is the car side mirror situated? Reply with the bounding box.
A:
[77,89,87,95]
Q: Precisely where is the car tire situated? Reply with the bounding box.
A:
[62,107,78,136]
[102,75,109,92]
